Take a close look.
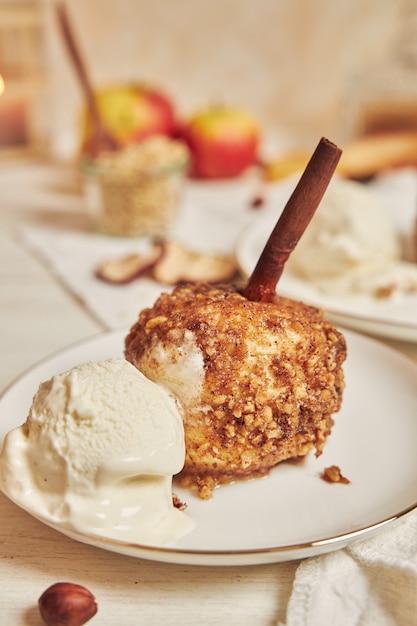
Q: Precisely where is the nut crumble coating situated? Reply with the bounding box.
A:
[125,282,347,498]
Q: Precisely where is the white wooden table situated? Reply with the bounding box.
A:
[0,160,416,625]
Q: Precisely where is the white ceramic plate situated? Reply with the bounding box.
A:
[1,329,417,566]
[235,175,417,342]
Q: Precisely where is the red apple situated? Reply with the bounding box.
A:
[81,83,177,152]
[180,105,260,179]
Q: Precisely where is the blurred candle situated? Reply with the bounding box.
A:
[0,75,28,147]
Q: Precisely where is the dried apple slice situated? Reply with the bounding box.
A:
[151,239,237,285]
[95,241,164,284]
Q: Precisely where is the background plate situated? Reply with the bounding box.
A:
[236,173,417,341]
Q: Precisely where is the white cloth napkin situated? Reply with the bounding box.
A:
[18,168,417,330]
[282,510,417,626]
[18,177,261,329]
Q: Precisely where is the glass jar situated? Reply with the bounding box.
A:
[83,136,189,237]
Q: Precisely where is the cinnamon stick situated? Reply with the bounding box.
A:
[242,137,342,302]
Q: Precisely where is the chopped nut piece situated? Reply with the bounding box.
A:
[321,464,350,484]
[172,493,187,511]
[374,284,395,299]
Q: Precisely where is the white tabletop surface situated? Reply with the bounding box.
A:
[1,158,416,625]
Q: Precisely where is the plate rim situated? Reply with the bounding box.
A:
[1,327,417,566]
[4,488,416,564]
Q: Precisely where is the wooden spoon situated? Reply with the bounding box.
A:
[55,2,120,158]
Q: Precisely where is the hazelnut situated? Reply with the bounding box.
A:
[38,582,97,626]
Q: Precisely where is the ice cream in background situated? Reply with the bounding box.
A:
[0,358,194,546]
[286,178,417,297]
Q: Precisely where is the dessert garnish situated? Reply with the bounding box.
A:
[243,137,342,302]
[95,238,237,285]
[95,242,165,284]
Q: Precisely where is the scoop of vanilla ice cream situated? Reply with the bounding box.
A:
[0,358,194,546]
[136,329,205,407]
[288,178,400,283]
